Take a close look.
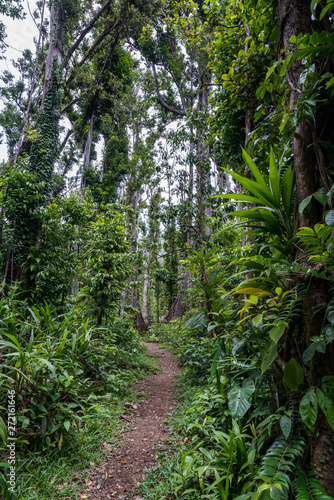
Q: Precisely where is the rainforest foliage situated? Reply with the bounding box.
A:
[1,0,334,498]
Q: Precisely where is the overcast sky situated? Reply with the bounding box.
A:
[0,8,38,161]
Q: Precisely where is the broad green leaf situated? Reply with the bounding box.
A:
[2,333,22,354]
[269,323,287,343]
[315,340,327,353]
[265,61,279,81]
[280,113,290,134]
[248,295,259,305]
[252,314,263,327]
[316,388,334,430]
[261,340,277,374]
[303,344,316,364]
[269,149,280,205]
[299,195,313,214]
[297,227,316,236]
[35,403,47,412]
[320,1,334,20]
[213,193,262,205]
[228,379,255,418]
[280,415,292,440]
[260,209,282,234]
[37,357,57,373]
[181,453,195,473]
[300,389,318,429]
[64,420,71,431]
[223,167,277,208]
[233,287,273,298]
[0,417,8,446]
[281,165,294,215]
[283,358,304,390]
[325,210,334,226]
[313,190,328,206]
[230,209,267,221]
[242,148,268,190]
[270,485,288,500]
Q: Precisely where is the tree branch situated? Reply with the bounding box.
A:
[65,0,114,63]
[152,63,186,117]
[162,61,187,114]
[59,129,73,153]
[66,25,121,86]
[75,23,120,68]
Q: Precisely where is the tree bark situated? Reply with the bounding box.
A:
[277,1,334,493]
[197,74,212,242]
[41,1,64,108]
[277,0,330,226]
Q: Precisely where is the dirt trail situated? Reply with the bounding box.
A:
[79,342,180,500]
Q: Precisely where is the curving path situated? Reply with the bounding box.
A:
[78,342,180,500]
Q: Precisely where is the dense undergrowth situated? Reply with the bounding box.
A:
[0,290,158,499]
[138,150,334,499]
[141,305,334,500]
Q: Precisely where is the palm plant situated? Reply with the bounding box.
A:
[216,149,296,255]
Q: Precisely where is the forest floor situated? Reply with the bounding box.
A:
[78,342,180,500]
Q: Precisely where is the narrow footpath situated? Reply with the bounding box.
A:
[79,342,180,500]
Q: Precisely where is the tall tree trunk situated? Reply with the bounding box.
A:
[142,249,150,324]
[278,1,334,493]
[197,74,212,242]
[81,110,96,190]
[278,0,331,226]
[41,2,64,108]
[127,122,148,332]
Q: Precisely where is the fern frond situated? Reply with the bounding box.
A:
[185,311,208,334]
[294,465,333,500]
[257,436,305,490]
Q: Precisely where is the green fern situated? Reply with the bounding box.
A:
[185,311,208,334]
[256,436,305,492]
[294,466,334,500]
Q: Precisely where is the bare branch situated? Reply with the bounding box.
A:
[59,129,73,153]
[27,1,39,30]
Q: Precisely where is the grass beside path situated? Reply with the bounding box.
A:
[15,347,158,500]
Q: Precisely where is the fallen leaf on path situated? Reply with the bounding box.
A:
[124,402,138,410]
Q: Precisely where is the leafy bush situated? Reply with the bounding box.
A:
[178,337,215,380]
[0,293,147,455]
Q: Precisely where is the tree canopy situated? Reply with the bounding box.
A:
[1,0,334,498]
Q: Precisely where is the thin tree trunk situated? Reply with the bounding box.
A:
[142,249,150,324]
[12,0,46,165]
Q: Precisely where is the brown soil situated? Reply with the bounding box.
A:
[78,342,180,500]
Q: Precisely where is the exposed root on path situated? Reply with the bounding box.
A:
[78,342,180,500]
